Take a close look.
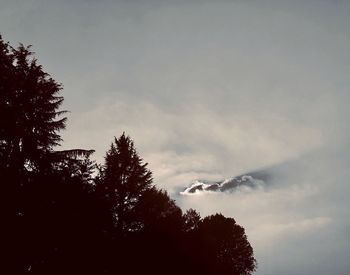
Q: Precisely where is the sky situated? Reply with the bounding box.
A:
[1,0,350,274]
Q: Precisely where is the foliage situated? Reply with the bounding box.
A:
[197,214,257,275]
[183,208,201,232]
[96,133,153,233]
[133,187,183,233]
[0,36,66,171]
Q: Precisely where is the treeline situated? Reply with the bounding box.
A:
[1,36,257,275]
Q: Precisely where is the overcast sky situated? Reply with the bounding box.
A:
[1,0,350,274]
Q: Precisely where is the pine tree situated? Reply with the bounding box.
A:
[0,36,93,173]
[183,208,201,232]
[0,36,66,171]
[97,133,153,233]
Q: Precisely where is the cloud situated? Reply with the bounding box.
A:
[1,0,350,274]
[60,101,324,191]
[176,149,350,274]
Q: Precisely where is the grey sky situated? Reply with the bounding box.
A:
[1,0,350,274]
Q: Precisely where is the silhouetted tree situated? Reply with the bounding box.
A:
[196,214,257,275]
[133,187,183,233]
[115,187,188,275]
[0,36,16,169]
[1,37,109,275]
[0,37,66,172]
[96,133,153,234]
[183,208,201,232]
[0,36,91,173]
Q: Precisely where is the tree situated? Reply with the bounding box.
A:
[0,37,67,171]
[183,208,201,232]
[0,36,106,274]
[133,187,183,233]
[196,214,257,275]
[0,36,16,167]
[97,133,153,233]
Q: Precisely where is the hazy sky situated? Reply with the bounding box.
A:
[1,0,350,274]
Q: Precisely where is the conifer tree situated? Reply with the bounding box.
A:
[183,208,201,232]
[97,133,153,233]
[0,36,93,173]
[0,36,66,171]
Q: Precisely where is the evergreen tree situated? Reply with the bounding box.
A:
[183,208,201,232]
[97,133,153,233]
[1,36,105,274]
[0,36,66,171]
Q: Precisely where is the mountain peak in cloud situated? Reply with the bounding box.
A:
[180,171,270,195]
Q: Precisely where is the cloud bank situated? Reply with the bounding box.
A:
[1,0,350,274]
